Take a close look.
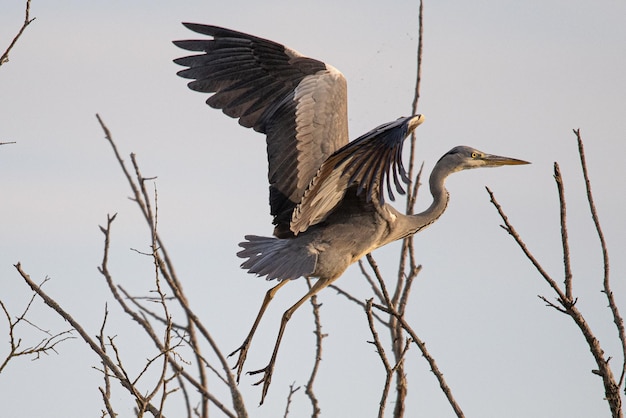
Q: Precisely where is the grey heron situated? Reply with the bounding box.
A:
[174,23,529,404]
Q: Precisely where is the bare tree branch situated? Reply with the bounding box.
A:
[329,283,389,326]
[0,0,35,67]
[97,305,117,418]
[98,211,237,417]
[0,286,74,374]
[371,301,465,418]
[406,0,425,210]
[487,187,570,306]
[553,163,574,301]
[282,382,301,418]
[13,262,165,417]
[305,278,324,418]
[365,298,400,418]
[487,129,625,417]
[390,3,425,414]
[574,129,626,389]
[365,253,465,418]
[95,114,246,417]
[332,4,464,416]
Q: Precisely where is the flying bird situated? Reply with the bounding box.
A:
[174,23,529,404]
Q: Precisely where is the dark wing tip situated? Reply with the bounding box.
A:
[336,115,424,205]
[180,22,218,35]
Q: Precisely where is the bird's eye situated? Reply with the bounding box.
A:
[471,152,479,158]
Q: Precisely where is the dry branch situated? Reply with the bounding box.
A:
[0,293,73,374]
[95,114,245,417]
[305,278,324,418]
[574,129,626,388]
[329,3,465,416]
[0,0,35,67]
[96,178,239,418]
[371,301,465,418]
[487,129,624,417]
[283,382,301,418]
[13,262,165,417]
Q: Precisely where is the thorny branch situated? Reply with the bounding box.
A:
[487,129,624,418]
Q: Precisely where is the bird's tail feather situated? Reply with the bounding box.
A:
[237,235,317,281]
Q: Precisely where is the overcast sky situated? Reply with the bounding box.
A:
[1,1,626,417]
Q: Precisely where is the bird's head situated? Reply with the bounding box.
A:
[438,145,530,173]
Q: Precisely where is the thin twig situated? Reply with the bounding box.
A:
[371,302,465,418]
[117,286,185,331]
[389,5,425,414]
[97,305,117,417]
[365,299,393,418]
[13,262,165,417]
[0,288,74,373]
[97,214,236,418]
[282,382,301,418]
[574,129,625,390]
[305,278,324,418]
[95,114,245,417]
[139,182,177,413]
[553,163,573,301]
[366,254,393,306]
[0,0,35,67]
[367,251,407,417]
[398,266,420,317]
[328,284,389,326]
[357,259,386,304]
[405,0,424,206]
[488,178,623,417]
[486,187,571,307]
[176,374,193,418]
[369,235,462,418]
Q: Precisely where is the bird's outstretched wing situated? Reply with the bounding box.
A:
[291,115,424,235]
[174,24,348,237]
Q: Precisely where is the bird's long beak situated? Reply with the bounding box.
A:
[482,153,530,167]
[408,114,425,131]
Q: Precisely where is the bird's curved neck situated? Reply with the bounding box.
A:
[419,165,451,228]
[387,163,451,243]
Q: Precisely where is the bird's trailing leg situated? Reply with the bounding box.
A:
[229,279,290,383]
[248,277,332,405]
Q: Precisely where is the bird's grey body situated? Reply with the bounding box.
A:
[238,144,512,284]
[240,188,392,282]
[174,23,529,404]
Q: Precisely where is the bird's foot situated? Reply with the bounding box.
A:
[248,363,275,405]
[228,340,250,383]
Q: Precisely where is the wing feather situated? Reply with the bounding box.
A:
[291,115,424,235]
[174,24,348,237]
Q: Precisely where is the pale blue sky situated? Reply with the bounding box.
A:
[1,1,626,417]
